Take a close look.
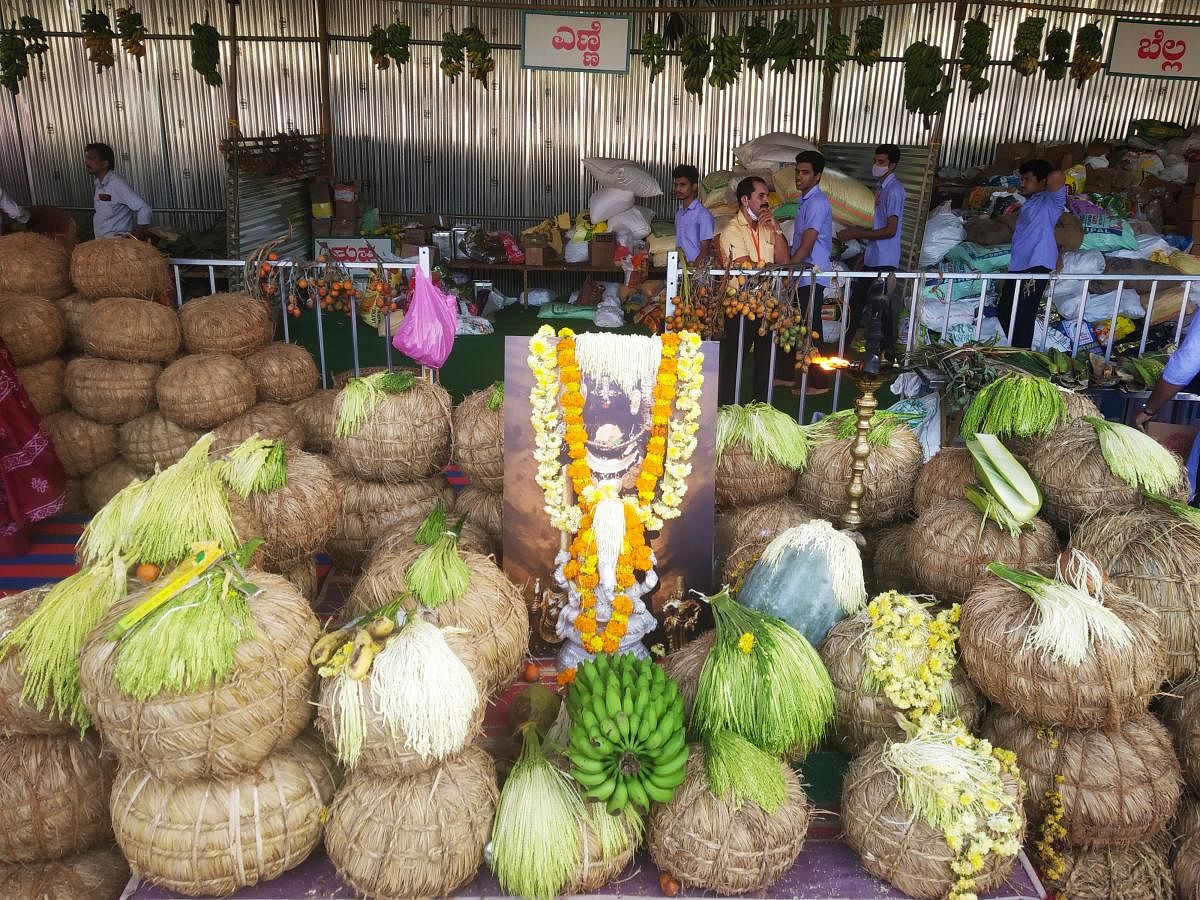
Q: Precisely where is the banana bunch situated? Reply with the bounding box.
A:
[902,41,952,128]
[1070,23,1103,88]
[680,32,711,99]
[189,22,222,86]
[641,31,666,82]
[463,25,495,87]
[1042,27,1071,82]
[81,9,116,73]
[1011,16,1045,77]
[1045,347,1090,389]
[741,19,771,79]
[959,18,992,100]
[853,15,883,68]
[440,30,468,81]
[310,615,396,681]
[707,32,741,90]
[766,19,797,74]
[1116,354,1164,392]
[0,27,29,95]
[116,7,146,67]
[823,26,851,78]
[18,16,48,65]
[565,653,688,815]
[369,23,412,70]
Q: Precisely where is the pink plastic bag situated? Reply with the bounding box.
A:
[392,269,457,368]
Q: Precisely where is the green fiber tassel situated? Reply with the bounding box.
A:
[406,517,470,608]
[414,501,448,547]
[219,436,288,498]
[487,381,505,412]
[335,371,417,438]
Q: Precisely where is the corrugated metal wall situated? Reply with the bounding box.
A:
[2,0,1198,233]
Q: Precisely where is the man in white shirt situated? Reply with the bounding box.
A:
[0,184,29,233]
[85,142,151,239]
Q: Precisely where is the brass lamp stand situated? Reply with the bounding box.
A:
[841,372,888,531]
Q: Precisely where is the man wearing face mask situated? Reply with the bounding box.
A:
[789,150,834,393]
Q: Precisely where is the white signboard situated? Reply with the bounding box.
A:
[521,13,630,74]
[1108,19,1200,80]
[313,237,395,265]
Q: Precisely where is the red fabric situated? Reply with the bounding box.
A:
[0,340,67,555]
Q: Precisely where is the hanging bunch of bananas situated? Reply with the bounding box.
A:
[853,15,883,67]
[0,26,29,95]
[189,22,222,86]
[19,16,48,69]
[641,30,666,82]
[463,25,495,87]
[1011,16,1045,76]
[1042,27,1071,82]
[903,41,952,129]
[81,9,116,73]
[708,31,742,90]
[1070,23,1103,88]
[440,29,468,81]
[115,8,146,69]
[681,31,711,99]
[823,25,851,78]
[766,19,798,74]
[959,18,992,100]
[369,22,411,70]
[740,18,771,79]
[565,653,688,815]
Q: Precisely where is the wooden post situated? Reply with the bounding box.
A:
[817,0,841,144]
[226,0,241,258]
[317,0,333,174]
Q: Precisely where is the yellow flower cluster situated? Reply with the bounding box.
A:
[863,591,961,720]
[1033,782,1068,886]
[527,326,579,535]
[651,331,703,531]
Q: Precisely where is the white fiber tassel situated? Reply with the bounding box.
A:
[593,497,626,593]
[330,675,367,768]
[759,520,867,613]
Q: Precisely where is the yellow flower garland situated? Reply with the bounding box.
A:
[863,592,962,720]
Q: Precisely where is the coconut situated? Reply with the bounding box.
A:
[908,497,1059,602]
[156,353,256,430]
[245,342,319,404]
[0,732,115,863]
[0,232,71,300]
[118,411,202,472]
[327,474,456,573]
[721,498,813,590]
[331,378,453,483]
[660,631,714,720]
[1040,837,1174,900]
[16,356,66,417]
[1072,506,1200,682]
[842,740,1025,899]
[914,446,975,514]
[179,292,271,358]
[211,402,305,454]
[79,571,318,781]
[1162,677,1200,794]
[869,523,919,593]
[83,458,149,514]
[64,357,159,424]
[81,297,180,363]
[455,484,503,548]
[452,386,504,492]
[0,587,74,737]
[42,410,117,477]
[0,294,64,365]
[325,744,497,900]
[0,843,129,899]
[70,237,171,302]
[983,707,1181,848]
[794,428,923,528]
[959,567,1165,729]
[290,389,337,453]
[1176,795,1200,900]
[647,745,810,895]
[246,449,340,567]
[715,442,795,509]
[111,731,335,897]
[55,293,90,351]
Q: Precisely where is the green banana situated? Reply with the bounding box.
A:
[642,779,677,804]
[605,684,622,718]
[585,775,617,802]
[572,766,611,788]
[606,778,629,815]
[625,775,651,811]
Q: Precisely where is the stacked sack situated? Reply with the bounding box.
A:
[451,381,505,554]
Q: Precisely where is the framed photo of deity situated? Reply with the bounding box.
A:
[502,332,718,667]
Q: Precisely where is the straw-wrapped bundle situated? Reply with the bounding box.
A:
[332,377,453,483]
[70,237,171,302]
[721,499,812,590]
[42,410,116,477]
[245,343,319,405]
[247,449,340,567]
[0,294,64,365]
[79,572,318,781]
[455,485,503,548]
[81,297,180,363]
[869,523,918,593]
[0,732,114,863]
[1162,677,1200,794]
[327,474,455,572]
[211,403,304,454]
[0,587,73,737]
[118,412,202,471]
[157,354,256,430]
[325,744,497,900]
[452,386,504,492]
[914,447,974,515]
[660,631,714,720]
[290,389,337,453]
[647,746,810,895]
[1008,391,1103,460]
[1176,795,1200,900]
[16,356,65,417]
[795,429,922,528]
[0,233,72,300]
[83,458,148,514]
[270,556,317,604]
[561,807,640,895]
[55,293,90,351]
[0,843,129,899]
[111,731,336,897]
[908,498,1059,602]
[64,358,159,424]
[370,516,494,560]
[715,443,795,509]
[984,707,1181,847]
[63,479,88,515]
[1040,837,1173,900]
[179,293,271,359]
[332,366,389,388]
[1072,506,1200,682]
[960,568,1165,729]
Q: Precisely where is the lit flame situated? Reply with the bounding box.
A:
[810,355,852,371]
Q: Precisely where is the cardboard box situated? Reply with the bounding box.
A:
[331,217,357,237]
[992,141,1036,173]
[334,199,361,223]
[403,227,430,244]
[589,233,615,267]
[311,218,332,238]
[309,177,333,219]
[524,237,547,266]
[1043,142,1086,171]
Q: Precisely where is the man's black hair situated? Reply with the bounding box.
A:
[85,142,116,169]
[794,150,826,174]
[876,143,901,165]
[672,164,700,184]
[735,176,769,203]
[1019,158,1053,181]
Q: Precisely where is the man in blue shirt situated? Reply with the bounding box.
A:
[672,165,715,263]
[837,144,905,347]
[1001,159,1066,348]
[789,150,834,393]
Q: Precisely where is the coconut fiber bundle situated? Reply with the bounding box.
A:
[0,587,73,737]
[452,384,505,492]
[179,293,271,359]
[111,731,335,897]
[562,805,641,895]
[332,376,453,483]
[81,297,180,363]
[327,474,456,572]
[157,354,256,430]
[794,427,922,528]
[55,293,90,351]
[246,449,340,567]
[1008,391,1102,460]
[83,458,148,514]
[211,402,304,454]
[1177,795,1200,900]
[914,447,975,515]
[1039,836,1174,900]
[984,707,1181,847]
[79,572,318,781]
[63,479,88,515]
[325,744,497,900]
[118,412,202,472]
[868,523,919,594]
[908,497,1059,602]
[0,233,72,300]
[290,389,337,453]
[660,631,715,720]
[269,556,317,604]
[1162,677,1200,794]
[0,294,64,365]
[715,442,795,509]
[16,356,66,417]
[64,357,159,424]
[1072,506,1200,682]
[245,343,319,405]
[70,237,171,303]
[960,563,1165,730]
[721,498,812,590]
[455,484,503,548]
[647,746,810,895]
[0,732,114,863]
[42,410,116,478]
[0,843,129,900]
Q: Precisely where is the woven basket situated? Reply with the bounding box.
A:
[1161,677,1200,795]
[157,353,256,430]
[55,293,90,351]
[246,449,341,566]
[327,474,456,573]
[983,707,1181,848]
[79,571,318,781]
[0,232,72,300]
[960,567,1165,729]
[179,293,271,358]
[83,458,149,514]
[0,732,115,863]
[715,442,795,509]
[0,587,73,737]
[721,498,813,591]
[0,294,64,365]
[70,237,171,302]
[868,523,919,594]
[325,744,497,900]
[245,343,319,405]
[452,387,504,492]
[42,410,117,477]
[843,741,1024,899]
[81,297,180,363]
[211,402,305,454]
[331,379,453,483]
[455,485,503,548]
[660,631,714,719]
[795,430,922,528]
[290,389,337,453]
[647,746,810,895]
[111,731,335,897]
[914,446,974,515]
[907,498,1059,602]
[819,613,983,755]
[118,412,201,471]
[349,546,529,696]
[1176,795,1200,900]
[16,356,66,417]
[0,843,129,900]
[1072,506,1200,682]
[64,357,159,424]
[1040,836,1174,900]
